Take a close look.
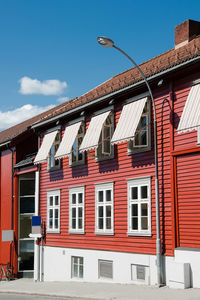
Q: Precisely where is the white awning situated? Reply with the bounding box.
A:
[79,111,111,152]
[34,130,58,164]
[111,97,147,145]
[177,84,200,133]
[54,121,82,160]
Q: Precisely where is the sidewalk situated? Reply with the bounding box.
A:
[0,279,200,300]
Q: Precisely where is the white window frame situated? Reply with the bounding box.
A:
[71,256,84,279]
[48,131,61,171]
[47,189,60,233]
[127,100,151,154]
[127,177,151,236]
[98,259,113,279]
[197,128,200,145]
[95,182,114,235]
[95,112,114,161]
[70,123,85,167]
[69,186,85,234]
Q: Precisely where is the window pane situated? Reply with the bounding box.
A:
[106,206,111,217]
[72,194,76,204]
[98,218,103,229]
[79,257,83,265]
[55,209,58,218]
[49,196,53,206]
[141,204,148,216]
[141,186,148,199]
[54,218,58,229]
[20,215,32,238]
[73,257,78,264]
[20,180,35,196]
[106,190,111,202]
[132,218,138,230]
[131,204,138,217]
[78,207,82,217]
[72,207,76,218]
[73,264,78,277]
[20,196,35,214]
[78,193,83,204]
[141,217,148,230]
[98,206,103,217]
[106,218,111,229]
[55,196,59,205]
[78,218,82,229]
[79,265,83,278]
[131,187,138,200]
[72,218,76,229]
[98,191,103,202]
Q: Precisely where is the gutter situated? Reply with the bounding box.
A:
[31,55,200,130]
[0,140,11,148]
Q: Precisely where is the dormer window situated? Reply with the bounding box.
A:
[71,123,85,166]
[48,132,61,170]
[127,101,151,153]
[96,112,114,160]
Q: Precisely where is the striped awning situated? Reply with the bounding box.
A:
[54,121,82,160]
[79,111,111,152]
[111,97,147,145]
[177,84,200,133]
[34,130,58,164]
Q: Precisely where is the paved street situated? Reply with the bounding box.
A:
[0,295,75,300]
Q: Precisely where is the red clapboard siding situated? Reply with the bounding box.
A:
[39,89,175,257]
[177,153,200,247]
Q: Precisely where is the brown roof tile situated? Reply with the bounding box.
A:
[1,36,200,145]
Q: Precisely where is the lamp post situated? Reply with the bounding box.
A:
[97,36,162,287]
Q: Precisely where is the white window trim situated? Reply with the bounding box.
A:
[69,186,85,234]
[47,189,60,233]
[69,122,85,167]
[71,256,84,279]
[127,177,151,236]
[95,182,114,235]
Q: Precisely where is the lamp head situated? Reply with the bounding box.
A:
[97,36,114,48]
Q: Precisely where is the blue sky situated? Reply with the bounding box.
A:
[0,0,200,130]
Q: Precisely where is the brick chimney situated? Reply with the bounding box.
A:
[175,19,200,49]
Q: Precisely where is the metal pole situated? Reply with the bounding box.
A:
[112,45,162,286]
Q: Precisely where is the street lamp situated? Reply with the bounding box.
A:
[97,36,162,287]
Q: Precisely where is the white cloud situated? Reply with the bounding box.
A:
[57,96,69,103]
[0,104,55,130]
[19,76,67,95]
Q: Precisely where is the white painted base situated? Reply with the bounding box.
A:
[36,246,200,288]
[41,246,157,285]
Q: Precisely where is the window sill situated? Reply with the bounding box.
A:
[46,230,60,234]
[95,154,114,163]
[69,231,85,235]
[127,232,152,237]
[95,231,114,236]
[69,160,85,168]
[127,146,151,156]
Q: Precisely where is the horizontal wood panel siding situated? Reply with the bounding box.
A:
[177,153,200,247]
[39,91,174,256]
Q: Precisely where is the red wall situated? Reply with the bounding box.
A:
[0,150,12,264]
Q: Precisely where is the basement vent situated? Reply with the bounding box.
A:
[99,260,113,279]
[131,264,150,284]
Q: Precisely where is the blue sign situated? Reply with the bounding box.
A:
[32,216,41,226]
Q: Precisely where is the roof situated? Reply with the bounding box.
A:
[1,35,200,146]
[14,153,36,168]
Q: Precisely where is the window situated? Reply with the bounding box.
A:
[198,128,200,145]
[127,101,151,153]
[131,264,150,284]
[96,112,114,160]
[70,123,85,166]
[71,256,84,278]
[127,177,151,235]
[69,186,84,234]
[47,190,60,233]
[98,260,113,279]
[95,182,114,234]
[48,132,61,170]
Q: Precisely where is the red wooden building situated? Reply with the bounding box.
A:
[0,19,200,288]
